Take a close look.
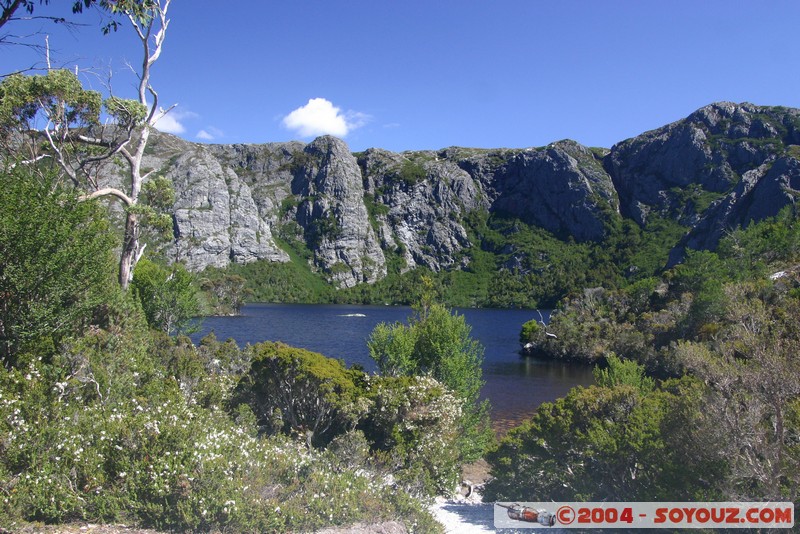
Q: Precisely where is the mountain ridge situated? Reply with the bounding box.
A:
[135,101,800,290]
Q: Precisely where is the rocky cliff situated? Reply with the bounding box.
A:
[605,102,800,264]
[136,102,800,286]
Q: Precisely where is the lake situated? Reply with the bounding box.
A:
[192,303,594,434]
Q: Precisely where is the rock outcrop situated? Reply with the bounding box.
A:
[486,140,617,241]
[292,136,386,288]
[605,102,800,264]
[129,102,800,285]
[359,148,485,271]
[668,155,800,265]
[609,102,800,226]
[168,146,289,271]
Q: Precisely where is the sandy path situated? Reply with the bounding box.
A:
[431,498,496,532]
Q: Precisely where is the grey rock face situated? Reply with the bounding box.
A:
[609,102,800,226]
[490,140,618,240]
[134,101,800,285]
[167,146,289,271]
[293,136,386,288]
[608,115,729,225]
[668,155,800,265]
[361,149,485,271]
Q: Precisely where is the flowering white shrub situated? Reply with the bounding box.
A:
[0,335,441,532]
[361,375,462,497]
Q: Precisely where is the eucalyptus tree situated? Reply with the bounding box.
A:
[0,0,173,289]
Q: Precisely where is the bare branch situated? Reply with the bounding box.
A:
[80,187,133,206]
[149,101,178,129]
[8,153,50,168]
[0,0,24,30]
[41,121,80,187]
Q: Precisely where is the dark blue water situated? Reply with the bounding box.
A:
[192,303,594,433]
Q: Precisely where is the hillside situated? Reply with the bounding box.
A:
[133,102,800,304]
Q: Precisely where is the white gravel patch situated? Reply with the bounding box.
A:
[430,486,497,534]
[431,498,496,533]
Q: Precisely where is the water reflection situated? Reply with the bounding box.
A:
[483,358,594,435]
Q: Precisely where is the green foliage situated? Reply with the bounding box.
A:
[104,96,148,129]
[484,376,724,502]
[391,159,428,186]
[367,321,418,376]
[668,249,730,294]
[0,166,115,364]
[593,353,655,393]
[716,205,800,272]
[0,70,101,134]
[200,200,693,310]
[0,295,440,531]
[672,283,800,500]
[0,341,440,532]
[199,273,251,315]
[535,288,624,364]
[131,176,178,257]
[413,305,485,406]
[519,319,543,345]
[360,375,462,497]
[154,333,250,409]
[616,215,686,278]
[669,183,725,217]
[495,207,800,506]
[0,6,448,531]
[131,259,200,335]
[368,303,493,463]
[233,342,368,448]
[211,252,333,303]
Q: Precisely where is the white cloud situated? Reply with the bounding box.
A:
[150,108,198,135]
[282,98,370,138]
[196,127,224,141]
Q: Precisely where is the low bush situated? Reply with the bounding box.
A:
[232,342,369,448]
[367,303,493,464]
[360,375,462,497]
[0,332,442,532]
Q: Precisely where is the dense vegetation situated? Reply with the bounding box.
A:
[0,165,454,532]
[491,207,800,505]
[202,206,687,310]
[366,295,494,464]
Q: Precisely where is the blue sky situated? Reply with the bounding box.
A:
[3,1,800,152]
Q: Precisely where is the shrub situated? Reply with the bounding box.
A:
[593,353,655,393]
[484,377,717,503]
[0,166,115,365]
[0,330,441,532]
[131,259,200,335]
[360,375,461,497]
[199,274,251,315]
[232,342,369,448]
[367,303,493,463]
[519,318,551,357]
